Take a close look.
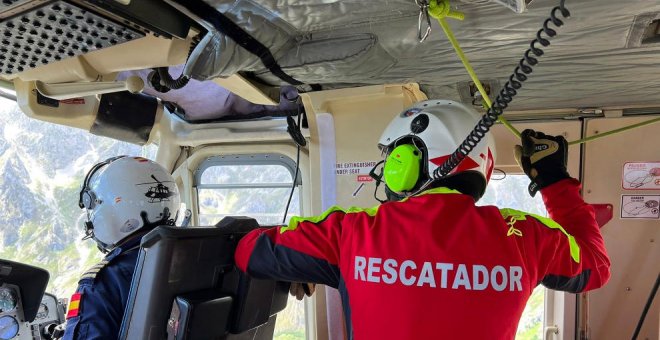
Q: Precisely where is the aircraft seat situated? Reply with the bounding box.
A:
[119,216,289,340]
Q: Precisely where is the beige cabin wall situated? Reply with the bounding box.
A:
[583,116,660,340]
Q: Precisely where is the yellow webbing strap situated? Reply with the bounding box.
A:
[567,116,660,145]
[428,0,521,138]
[427,0,660,146]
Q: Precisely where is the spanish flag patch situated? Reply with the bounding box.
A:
[66,293,82,319]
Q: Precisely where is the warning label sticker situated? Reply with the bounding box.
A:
[621,195,660,219]
[336,161,379,176]
[60,98,86,105]
[622,162,660,190]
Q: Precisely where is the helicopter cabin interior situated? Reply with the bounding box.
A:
[0,0,659,339]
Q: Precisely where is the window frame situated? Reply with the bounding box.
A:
[193,153,303,227]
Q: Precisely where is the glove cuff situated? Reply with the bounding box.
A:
[528,171,571,197]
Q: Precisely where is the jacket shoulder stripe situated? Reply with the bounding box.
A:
[280,205,379,233]
[500,208,580,263]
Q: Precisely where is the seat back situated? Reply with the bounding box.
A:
[119,217,289,339]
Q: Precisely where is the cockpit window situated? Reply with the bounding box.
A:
[0,97,155,298]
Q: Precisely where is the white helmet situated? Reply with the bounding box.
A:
[377,100,496,201]
[79,156,180,252]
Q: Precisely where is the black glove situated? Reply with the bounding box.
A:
[290,282,316,300]
[514,129,570,196]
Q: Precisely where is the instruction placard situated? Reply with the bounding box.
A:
[620,195,660,219]
[622,162,660,190]
[336,161,379,176]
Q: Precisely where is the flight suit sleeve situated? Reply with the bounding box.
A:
[537,178,611,293]
[62,256,135,340]
[234,207,350,288]
[62,282,123,340]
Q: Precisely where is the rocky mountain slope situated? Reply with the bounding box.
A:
[0,97,148,298]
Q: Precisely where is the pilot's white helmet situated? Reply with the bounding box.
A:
[378,100,496,201]
[78,156,180,252]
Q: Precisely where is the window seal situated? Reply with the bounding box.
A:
[194,153,301,187]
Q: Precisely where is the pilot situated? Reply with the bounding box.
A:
[234,100,611,339]
[63,156,180,340]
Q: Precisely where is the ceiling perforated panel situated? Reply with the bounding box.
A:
[0,1,144,75]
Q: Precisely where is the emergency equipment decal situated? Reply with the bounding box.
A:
[336,161,379,176]
[622,162,660,190]
[620,195,660,219]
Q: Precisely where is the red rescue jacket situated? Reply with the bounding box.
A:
[235,179,610,339]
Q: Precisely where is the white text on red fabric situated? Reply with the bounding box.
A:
[354,256,523,292]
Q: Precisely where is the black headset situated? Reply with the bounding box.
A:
[78,155,126,210]
[78,156,127,248]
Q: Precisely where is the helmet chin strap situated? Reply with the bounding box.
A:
[82,219,112,254]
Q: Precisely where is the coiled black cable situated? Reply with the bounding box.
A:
[433,0,570,179]
[156,67,190,90]
[148,36,201,92]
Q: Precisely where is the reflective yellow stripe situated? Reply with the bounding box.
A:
[400,187,463,202]
[280,187,461,233]
[500,208,580,263]
[280,205,379,234]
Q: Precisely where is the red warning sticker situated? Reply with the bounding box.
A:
[60,98,86,105]
[357,175,373,182]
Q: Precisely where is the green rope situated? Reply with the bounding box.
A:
[429,0,521,138]
[427,0,660,145]
[568,116,660,145]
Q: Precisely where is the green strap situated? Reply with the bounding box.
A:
[568,116,660,145]
[281,187,462,233]
[500,208,580,263]
[428,0,521,138]
[428,0,659,147]
[280,205,380,233]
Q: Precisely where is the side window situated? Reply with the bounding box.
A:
[479,174,547,340]
[195,154,305,340]
[196,154,301,226]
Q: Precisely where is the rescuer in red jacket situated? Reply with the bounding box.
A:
[235,100,611,339]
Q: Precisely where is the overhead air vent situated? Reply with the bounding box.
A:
[626,12,660,48]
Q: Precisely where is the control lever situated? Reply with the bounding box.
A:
[35,76,144,100]
[42,322,65,339]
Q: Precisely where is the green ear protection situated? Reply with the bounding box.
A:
[383,144,423,192]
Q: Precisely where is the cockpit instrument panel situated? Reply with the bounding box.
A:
[0,288,17,314]
[0,284,64,340]
[0,315,19,340]
[0,285,21,340]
